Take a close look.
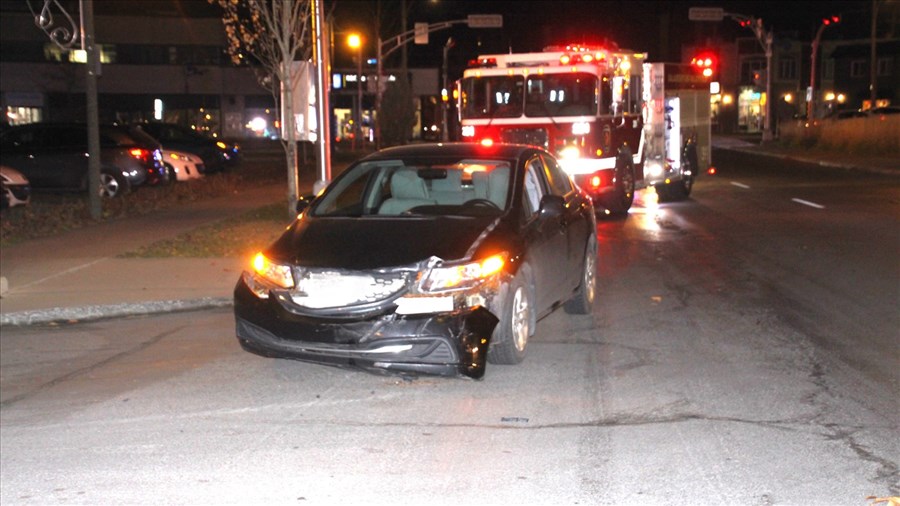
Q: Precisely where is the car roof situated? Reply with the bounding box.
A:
[360,142,548,162]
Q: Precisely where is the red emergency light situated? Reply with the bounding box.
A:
[467,57,497,68]
[691,52,717,78]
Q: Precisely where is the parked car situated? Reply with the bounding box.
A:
[870,106,900,116]
[132,122,239,173]
[0,123,166,197]
[162,149,205,181]
[233,142,598,379]
[1,164,31,209]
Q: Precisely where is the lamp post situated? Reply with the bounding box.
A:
[347,33,363,151]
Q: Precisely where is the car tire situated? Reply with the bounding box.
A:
[99,171,129,198]
[564,235,598,315]
[603,155,635,215]
[657,146,696,203]
[488,272,533,365]
[164,162,177,183]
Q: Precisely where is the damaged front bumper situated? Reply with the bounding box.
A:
[233,276,500,379]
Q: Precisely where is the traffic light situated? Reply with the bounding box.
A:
[752,69,766,87]
[691,51,718,79]
[822,15,840,26]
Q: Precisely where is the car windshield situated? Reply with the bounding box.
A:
[311,157,513,217]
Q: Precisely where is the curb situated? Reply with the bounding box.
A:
[0,297,233,327]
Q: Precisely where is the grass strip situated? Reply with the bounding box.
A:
[120,201,291,258]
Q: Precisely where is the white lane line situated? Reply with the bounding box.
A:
[792,198,826,209]
[11,258,109,291]
[730,181,751,189]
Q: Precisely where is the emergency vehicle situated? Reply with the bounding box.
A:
[457,44,712,214]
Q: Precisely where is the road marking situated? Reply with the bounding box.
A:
[12,258,108,292]
[792,198,826,209]
[730,181,750,189]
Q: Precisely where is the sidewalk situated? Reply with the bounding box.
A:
[0,182,289,326]
[1,139,896,327]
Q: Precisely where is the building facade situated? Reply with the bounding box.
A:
[0,4,439,142]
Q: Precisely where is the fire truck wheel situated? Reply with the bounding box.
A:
[488,270,533,365]
[603,156,635,215]
[657,147,697,202]
[564,235,598,315]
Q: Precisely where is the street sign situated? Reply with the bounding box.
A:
[414,22,428,44]
[467,14,503,28]
[688,7,724,22]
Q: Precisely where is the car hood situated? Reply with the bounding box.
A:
[268,215,502,270]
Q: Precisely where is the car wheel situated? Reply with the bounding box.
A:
[564,236,598,315]
[603,155,635,215]
[488,273,532,365]
[99,171,129,198]
[164,162,177,183]
[657,147,696,203]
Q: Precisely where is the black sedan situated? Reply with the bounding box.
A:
[234,143,598,379]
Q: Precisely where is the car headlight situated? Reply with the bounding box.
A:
[252,252,293,289]
[420,253,505,292]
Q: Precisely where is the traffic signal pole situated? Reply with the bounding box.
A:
[374,15,501,149]
[728,13,775,142]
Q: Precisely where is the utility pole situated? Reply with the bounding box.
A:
[870,0,880,108]
[312,0,332,194]
[30,0,101,219]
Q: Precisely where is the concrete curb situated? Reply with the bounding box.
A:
[0,297,233,327]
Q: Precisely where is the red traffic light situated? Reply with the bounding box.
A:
[823,15,840,25]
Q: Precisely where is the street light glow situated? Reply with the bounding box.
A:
[347,33,361,49]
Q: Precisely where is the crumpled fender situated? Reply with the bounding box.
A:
[456,306,499,379]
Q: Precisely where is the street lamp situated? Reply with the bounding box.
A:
[347,33,363,151]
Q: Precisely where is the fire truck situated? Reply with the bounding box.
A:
[457,44,712,214]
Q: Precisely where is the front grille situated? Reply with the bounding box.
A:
[290,269,410,309]
[500,128,548,148]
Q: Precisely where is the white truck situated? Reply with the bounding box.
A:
[641,62,713,202]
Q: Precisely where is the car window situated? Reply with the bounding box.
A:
[311,157,515,218]
[522,157,546,218]
[100,128,137,147]
[49,127,87,149]
[541,153,574,196]
[0,128,40,150]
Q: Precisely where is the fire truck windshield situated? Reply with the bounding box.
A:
[460,73,598,120]
[460,76,525,119]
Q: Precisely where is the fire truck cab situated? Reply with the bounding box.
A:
[457,45,712,214]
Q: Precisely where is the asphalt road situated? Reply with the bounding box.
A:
[1,150,897,505]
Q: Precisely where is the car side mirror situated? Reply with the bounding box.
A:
[539,194,565,217]
[296,195,316,214]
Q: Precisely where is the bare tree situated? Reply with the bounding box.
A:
[209,0,312,215]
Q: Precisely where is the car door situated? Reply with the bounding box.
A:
[41,125,89,189]
[520,155,569,312]
[540,153,591,290]
[0,126,44,185]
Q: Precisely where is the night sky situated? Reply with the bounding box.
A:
[330,0,876,71]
